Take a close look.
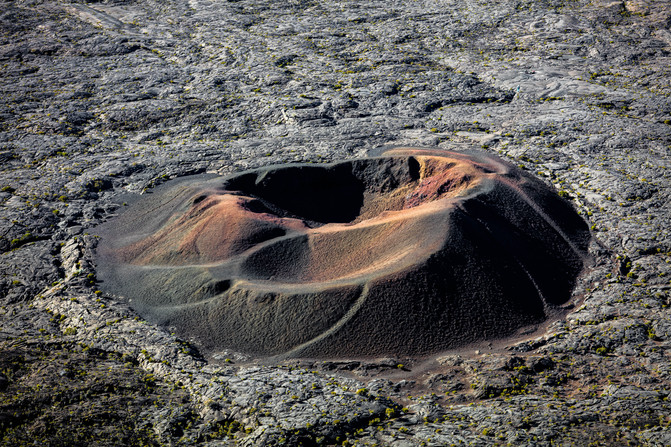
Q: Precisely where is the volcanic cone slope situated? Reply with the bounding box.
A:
[96,148,591,358]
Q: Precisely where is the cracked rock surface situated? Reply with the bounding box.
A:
[1,0,670,445]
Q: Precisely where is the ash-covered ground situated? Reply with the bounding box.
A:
[1,0,670,445]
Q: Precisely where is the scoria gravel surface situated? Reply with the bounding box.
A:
[1,0,670,445]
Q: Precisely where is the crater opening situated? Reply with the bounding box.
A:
[222,155,479,227]
[225,164,364,224]
[95,148,591,359]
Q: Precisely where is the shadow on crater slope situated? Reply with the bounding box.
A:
[96,148,591,359]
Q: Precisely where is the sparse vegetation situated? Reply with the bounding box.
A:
[0,0,670,445]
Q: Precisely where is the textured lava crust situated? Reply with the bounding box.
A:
[96,148,591,358]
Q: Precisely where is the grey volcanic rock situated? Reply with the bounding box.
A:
[1,0,670,445]
[97,148,590,358]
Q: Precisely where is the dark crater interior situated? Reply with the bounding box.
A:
[224,165,367,225]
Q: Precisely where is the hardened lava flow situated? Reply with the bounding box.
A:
[96,147,591,359]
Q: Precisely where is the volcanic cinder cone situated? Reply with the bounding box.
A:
[96,148,591,358]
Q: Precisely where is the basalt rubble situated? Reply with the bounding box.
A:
[1,0,670,446]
